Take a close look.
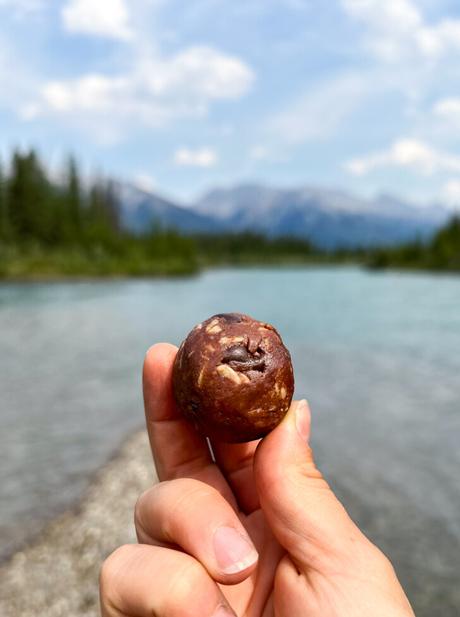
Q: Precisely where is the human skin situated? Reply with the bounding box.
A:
[100,343,415,617]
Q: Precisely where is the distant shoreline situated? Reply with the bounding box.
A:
[1,259,460,284]
[0,271,201,284]
[0,253,351,282]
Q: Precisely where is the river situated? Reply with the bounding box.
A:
[0,267,459,612]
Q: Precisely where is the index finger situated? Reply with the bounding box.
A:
[143,343,236,507]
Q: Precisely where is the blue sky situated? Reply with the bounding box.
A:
[1,0,460,206]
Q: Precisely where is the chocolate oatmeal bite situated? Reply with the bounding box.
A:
[172,313,294,443]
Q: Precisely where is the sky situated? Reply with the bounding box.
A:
[1,0,460,206]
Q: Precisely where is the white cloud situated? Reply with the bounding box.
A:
[341,0,460,62]
[42,75,126,112]
[62,0,133,41]
[442,180,460,208]
[142,46,254,100]
[346,139,460,176]
[342,0,421,32]
[269,72,373,144]
[132,172,157,193]
[25,46,254,138]
[433,98,460,117]
[433,98,460,130]
[174,147,218,167]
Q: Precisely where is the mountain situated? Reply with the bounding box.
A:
[117,182,450,249]
[193,184,449,249]
[116,183,220,235]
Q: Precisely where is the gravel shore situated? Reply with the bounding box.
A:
[0,431,156,617]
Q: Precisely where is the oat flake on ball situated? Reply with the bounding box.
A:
[172,312,294,443]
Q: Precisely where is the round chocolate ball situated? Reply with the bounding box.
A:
[172,313,294,443]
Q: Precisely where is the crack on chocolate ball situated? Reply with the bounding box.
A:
[221,344,266,373]
[213,313,243,324]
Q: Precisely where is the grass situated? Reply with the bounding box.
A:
[0,244,199,280]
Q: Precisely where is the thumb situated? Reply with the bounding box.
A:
[254,400,365,573]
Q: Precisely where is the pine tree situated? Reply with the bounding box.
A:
[65,156,82,240]
[430,215,460,268]
[86,178,121,241]
[88,180,105,223]
[8,149,55,243]
[0,159,7,240]
[103,180,120,233]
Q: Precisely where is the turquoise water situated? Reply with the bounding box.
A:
[0,267,459,614]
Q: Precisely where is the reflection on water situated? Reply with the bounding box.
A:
[0,267,459,614]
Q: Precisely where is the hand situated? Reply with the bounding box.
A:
[100,343,415,617]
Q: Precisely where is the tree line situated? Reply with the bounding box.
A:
[1,148,458,277]
[367,216,460,272]
[0,150,120,246]
[0,149,316,278]
[0,149,198,277]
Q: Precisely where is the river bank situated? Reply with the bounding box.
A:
[0,431,156,617]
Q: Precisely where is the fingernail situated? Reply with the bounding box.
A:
[213,526,258,574]
[295,399,310,442]
[212,605,236,617]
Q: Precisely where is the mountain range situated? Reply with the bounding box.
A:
[117,182,450,250]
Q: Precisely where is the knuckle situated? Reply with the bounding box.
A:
[163,477,220,514]
[180,477,221,503]
[166,481,219,525]
[134,486,154,528]
[100,544,138,602]
[134,478,222,544]
[168,476,218,498]
[168,558,207,606]
[373,546,399,578]
[134,481,172,538]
